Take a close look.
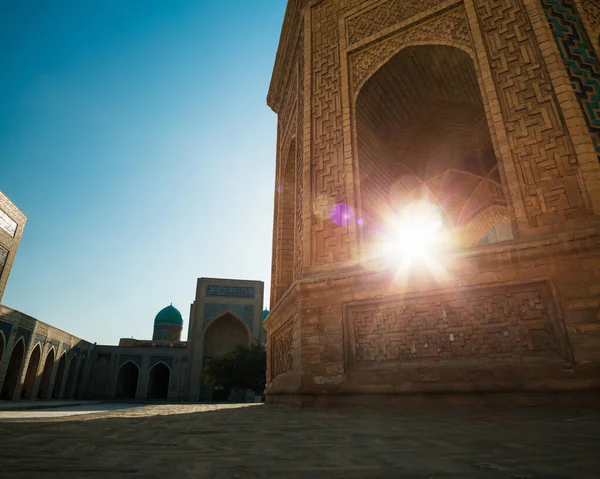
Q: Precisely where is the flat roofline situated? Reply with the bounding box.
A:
[198,277,264,284]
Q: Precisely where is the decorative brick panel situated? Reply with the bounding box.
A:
[271,326,293,377]
[344,281,571,368]
[346,0,443,45]
[350,5,472,95]
[578,0,600,34]
[311,0,352,266]
[474,0,589,227]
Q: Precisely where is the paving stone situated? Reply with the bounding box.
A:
[1,404,599,478]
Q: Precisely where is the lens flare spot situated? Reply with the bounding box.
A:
[330,203,354,226]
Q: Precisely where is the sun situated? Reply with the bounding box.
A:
[377,200,447,272]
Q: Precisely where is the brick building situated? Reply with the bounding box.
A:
[265,0,600,404]
[0,278,266,402]
[0,190,26,303]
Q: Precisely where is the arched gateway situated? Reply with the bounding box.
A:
[264,0,600,404]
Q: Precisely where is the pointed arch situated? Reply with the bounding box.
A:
[0,337,25,400]
[90,354,110,398]
[115,361,139,399]
[52,353,67,398]
[203,312,251,360]
[272,137,297,304]
[147,361,171,400]
[38,347,55,399]
[0,331,5,364]
[21,343,42,399]
[63,354,78,399]
[74,357,87,399]
[353,44,512,250]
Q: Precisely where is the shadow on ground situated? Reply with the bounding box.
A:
[1,403,600,478]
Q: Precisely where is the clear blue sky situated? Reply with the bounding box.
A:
[0,0,286,344]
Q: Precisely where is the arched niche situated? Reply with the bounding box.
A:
[354,44,513,251]
[115,361,139,399]
[0,332,5,363]
[74,358,86,399]
[52,353,67,398]
[147,362,170,400]
[0,338,25,400]
[38,348,55,399]
[274,138,297,302]
[90,355,110,398]
[203,312,250,360]
[63,355,78,399]
[21,343,42,400]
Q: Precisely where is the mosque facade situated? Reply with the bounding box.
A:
[0,190,267,403]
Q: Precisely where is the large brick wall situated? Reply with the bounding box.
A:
[0,190,27,302]
[265,0,600,402]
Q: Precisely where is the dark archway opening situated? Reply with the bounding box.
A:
[90,355,110,398]
[356,45,511,250]
[147,362,170,400]
[74,359,86,399]
[21,344,41,400]
[38,349,55,399]
[0,334,5,363]
[115,361,139,399]
[52,354,67,398]
[0,339,25,400]
[200,313,250,401]
[63,356,77,399]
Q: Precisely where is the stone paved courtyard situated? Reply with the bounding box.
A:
[1,403,600,478]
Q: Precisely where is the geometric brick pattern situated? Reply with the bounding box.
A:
[350,5,472,104]
[578,0,600,34]
[271,326,293,378]
[346,0,442,45]
[474,0,589,227]
[346,281,571,366]
[311,0,351,265]
[541,0,600,162]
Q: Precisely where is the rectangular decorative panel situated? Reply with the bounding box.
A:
[271,326,293,377]
[206,285,254,298]
[474,0,588,225]
[0,209,17,237]
[344,281,571,370]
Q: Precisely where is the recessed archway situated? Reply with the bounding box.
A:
[38,348,55,399]
[90,355,110,398]
[0,338,25,400]
[147,362,170,400]
[63,355,78,399]
[52,353,67,398]
[0,332,5,364]
[200,313,251,401]
[115,361,139,399]
[274,138,297,302]
[203,313,250,360]
[355,44,511,250]
[21,343,41,400]
[74,359,86,399]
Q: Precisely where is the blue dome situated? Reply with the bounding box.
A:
[262,309,270,320]
[154,305,183,326]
